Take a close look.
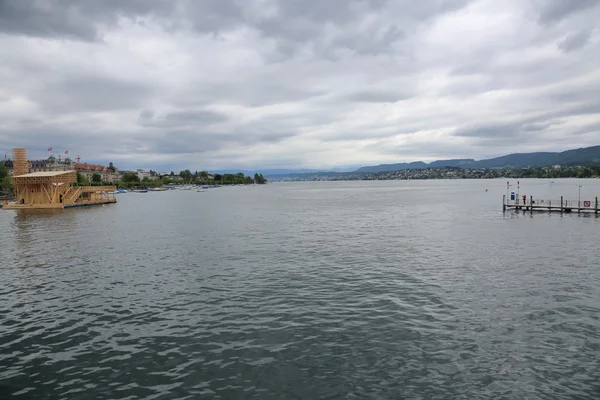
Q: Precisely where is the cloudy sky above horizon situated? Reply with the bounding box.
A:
[1,0,599,171]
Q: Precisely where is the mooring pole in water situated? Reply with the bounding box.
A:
[596,197,598,215]
[530,195,533,215]
[561,196,563,214]
[503,194,506,211]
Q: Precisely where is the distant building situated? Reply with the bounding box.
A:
[75,163,119,183]
[29,155,75,173]
[2,156,74,175]
[136,169,159,181]
[553,165,561,170]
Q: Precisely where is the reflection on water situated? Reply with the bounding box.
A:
[1,179,600,399]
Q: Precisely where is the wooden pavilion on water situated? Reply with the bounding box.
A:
[1,148,117,210]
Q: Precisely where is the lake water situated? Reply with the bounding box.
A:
[1,179,599,399]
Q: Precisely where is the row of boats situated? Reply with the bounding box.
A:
[110,185,222,194]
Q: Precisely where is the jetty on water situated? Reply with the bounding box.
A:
[503,195,599,214]
[1,148,117,210]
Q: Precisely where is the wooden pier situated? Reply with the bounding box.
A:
[503,195,599,214]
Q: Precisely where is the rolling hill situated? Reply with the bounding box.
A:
[354,146,600,173]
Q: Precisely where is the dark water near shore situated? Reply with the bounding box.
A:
[1,179,600,399]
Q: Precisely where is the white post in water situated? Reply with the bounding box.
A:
[578,185,582,213]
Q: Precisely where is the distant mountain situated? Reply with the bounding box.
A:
[353,146,600,173]
[211,145,600,178]
[473,146,600,168]
[355,159,475,173]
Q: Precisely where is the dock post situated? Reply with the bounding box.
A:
[561,196,563,214]
[530,195,533,215]
[549,200,551,212]
[503,194,506,211]
[596,197,598,215]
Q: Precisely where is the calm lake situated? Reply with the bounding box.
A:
[1,179,599,399]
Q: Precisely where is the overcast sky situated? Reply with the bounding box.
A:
[1,0,599,171]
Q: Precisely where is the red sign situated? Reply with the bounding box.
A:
[584,200,591,207]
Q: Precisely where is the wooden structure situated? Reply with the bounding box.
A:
[2,150,117,210]
[503,195,599,214]
[12,148,29,176]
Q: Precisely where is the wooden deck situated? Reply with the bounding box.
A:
[2,198,116,210]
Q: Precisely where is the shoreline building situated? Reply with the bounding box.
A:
[2,155,75,175]
[136,169,159,181]
[30,155,75,173]
[75,163,119,183]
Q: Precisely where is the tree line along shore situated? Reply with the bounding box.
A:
[268,165,600,182]
[0,165,266,193]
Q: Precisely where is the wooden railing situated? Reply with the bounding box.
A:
[77,186,117,192]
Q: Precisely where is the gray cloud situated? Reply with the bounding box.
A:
[557,30,592,52]
[0,0,599,170]
[37,75,155,112]
[537,0,600,23]
[344,90,410,103]
[0,0,149,40]
[139,109,228,128]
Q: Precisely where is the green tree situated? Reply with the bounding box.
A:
[213,173,222,182]
[254,173,267,184]
[0,163,7,180]
[245,176,254,184]
[92,173,102,183]
[108,162,116,173]
[77,172,89,185]
[0,164,10,191]
[179,169,193,182]
[121,173,140,184]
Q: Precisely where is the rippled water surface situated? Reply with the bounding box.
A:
[1,179,600,399]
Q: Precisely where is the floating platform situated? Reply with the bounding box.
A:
[503,195,599,214]
[3,198,117,210]
[1,166,117,210]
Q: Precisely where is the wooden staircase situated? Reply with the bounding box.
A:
[63,187,82,206]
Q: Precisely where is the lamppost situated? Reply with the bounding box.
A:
[578,185,582,208]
